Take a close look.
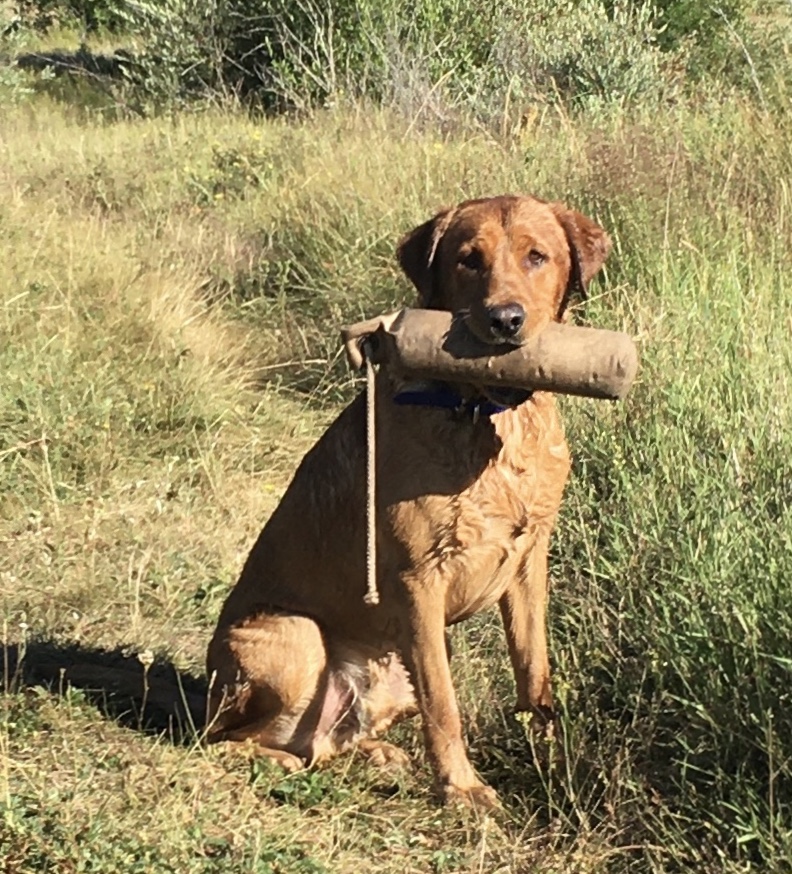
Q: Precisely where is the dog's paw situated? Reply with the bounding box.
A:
[515,707,564,770]
[442,781,501,811]
[214,739,306,774]
[246,742,305,774]
[356,739,412,770]
[516,704,556,738]
[268,749,306,773]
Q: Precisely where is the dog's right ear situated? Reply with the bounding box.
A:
[396,207,456,309]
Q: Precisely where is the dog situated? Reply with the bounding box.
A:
[206,194,611,808]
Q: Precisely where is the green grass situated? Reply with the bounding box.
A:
[1,66,792,872]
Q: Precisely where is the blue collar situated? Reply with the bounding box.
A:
[392,385,508,419]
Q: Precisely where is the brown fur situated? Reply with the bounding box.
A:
[206,195,611,807]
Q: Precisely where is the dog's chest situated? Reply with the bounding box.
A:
[472,395,570,525]
[388,394,570,620]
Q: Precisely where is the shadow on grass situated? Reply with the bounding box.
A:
[15,47,133,79]
[1,639,208,744]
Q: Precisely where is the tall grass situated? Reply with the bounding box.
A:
[1,38,792,874]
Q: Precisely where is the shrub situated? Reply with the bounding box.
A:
[12,0,788,115]
[118,0,681,114]
[492,0,676,107]
[1,10,52,104]
[9,0,791,116]
[13,0,128,32]
[650,0,746,53]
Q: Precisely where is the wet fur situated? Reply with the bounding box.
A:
[206,195,611,806]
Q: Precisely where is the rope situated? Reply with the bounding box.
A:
[362,340,380,606]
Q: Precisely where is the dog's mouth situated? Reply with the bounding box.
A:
[481,385,533,407]
[451,312,534,408]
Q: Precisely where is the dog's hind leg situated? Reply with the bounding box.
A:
[206,612,329,767]
[213,728,305,773]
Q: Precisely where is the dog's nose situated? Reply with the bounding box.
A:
[487,303,525,340]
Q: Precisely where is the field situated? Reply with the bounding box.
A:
[2,15,792,872]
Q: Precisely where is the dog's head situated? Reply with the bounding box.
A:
[397,195,611,346]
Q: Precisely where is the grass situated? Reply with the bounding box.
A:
[1,59,792,872]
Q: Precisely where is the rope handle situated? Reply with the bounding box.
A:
[362,339,380,606]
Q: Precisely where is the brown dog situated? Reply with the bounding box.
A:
[206,195,611,808]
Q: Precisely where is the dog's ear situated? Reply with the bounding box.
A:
[397,207,456,309]
[551,204,612,317]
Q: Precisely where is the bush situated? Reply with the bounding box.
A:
[493,0,676,107]
[13,0,128,32]
[1,10,52,104]
[650,0,746,52]
[11,0,788,115]
[119,0,680,113]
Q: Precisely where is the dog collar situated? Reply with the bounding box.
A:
[392,385,509,420]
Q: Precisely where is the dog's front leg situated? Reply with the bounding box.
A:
[399,586,499,809]
[498,532,555,727]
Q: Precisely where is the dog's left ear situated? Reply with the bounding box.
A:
[551,204,612,313]
[397,207,456,309]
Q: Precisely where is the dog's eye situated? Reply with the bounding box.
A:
[458,249,484,272]
[524,249,547,269]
